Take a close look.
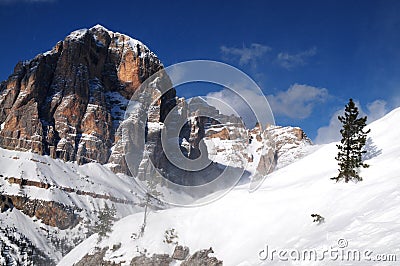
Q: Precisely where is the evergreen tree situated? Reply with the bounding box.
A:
[332,99,370,182]
[93,203,117,242]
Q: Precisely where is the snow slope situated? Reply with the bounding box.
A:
[59,107,400,265]
[0,148,146,262]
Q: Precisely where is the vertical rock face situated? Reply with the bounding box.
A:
[0,25,166,167]
[266,125,313,168]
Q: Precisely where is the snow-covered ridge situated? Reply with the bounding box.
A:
[0,147,143,207]
[42,24,160,62]
[60,107,400,265]
[66,28,88,40]
[65,24,159,60]
[0,147,146,263]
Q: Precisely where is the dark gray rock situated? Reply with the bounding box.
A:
[74,248,121,266]
[172,245,190,260]
[130,254,173,266]
[0,194,13,212]
[181,247,223,266]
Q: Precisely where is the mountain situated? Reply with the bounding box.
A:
[0,24,311,176]
[60,107,400,266]
[0,24,164,169]
[0,25,313,264]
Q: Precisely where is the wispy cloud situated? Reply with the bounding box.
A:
[220,43,271,67]
[393,95,400,108]
[276,47,317,69]
[366,99,388,122]
[314,109,343,145]
[220,43,317,70]
[205,83,328,128]
[315,99,388,144]
[205,87,270,128]
[267,84,329,119]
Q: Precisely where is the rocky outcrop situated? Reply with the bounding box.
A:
[269,126,312,148]
[0,25,165,169]
[75,246,221,266]
[75,249,173,266]
[6,194,81,229]
[266,125,313,168]
[130,254,173,266]
[6,176,137,205]
[7,176,50,189]
[181,248,223,266]
[74,248,121,266]
[172,245,190,260]
[0,194,13,212]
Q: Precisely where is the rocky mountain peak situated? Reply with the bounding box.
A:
[0,25,313,179]
[0,25,166,166]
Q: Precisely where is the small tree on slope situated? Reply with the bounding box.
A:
[93,203,117,242]
[332,99,370,182]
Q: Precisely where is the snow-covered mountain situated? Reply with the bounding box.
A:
[0,25,315,265]
[60,107,400,265]
[0,24,164,264]
[0,24,163,171]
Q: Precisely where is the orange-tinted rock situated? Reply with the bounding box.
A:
[7,195,81,229]
[0,25,166,171]
[207,127,230,140]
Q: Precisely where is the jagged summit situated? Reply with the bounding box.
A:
[0,25,165,167]
[90,23,110,31]
[60,24,159,61]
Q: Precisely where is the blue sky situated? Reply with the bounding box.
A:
[1,0,399,142]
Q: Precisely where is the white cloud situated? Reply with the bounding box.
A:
[315,99,388,144]
[267,84,329,119]
[204,83,328,128]
[314,109,343,144]
[392,94,400,108]
[220,43,271,67]
[366,100,387,122]
[276,47,317,69]
[205,88,272,128]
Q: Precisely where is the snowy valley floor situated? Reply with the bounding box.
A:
[59,107,400,265]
